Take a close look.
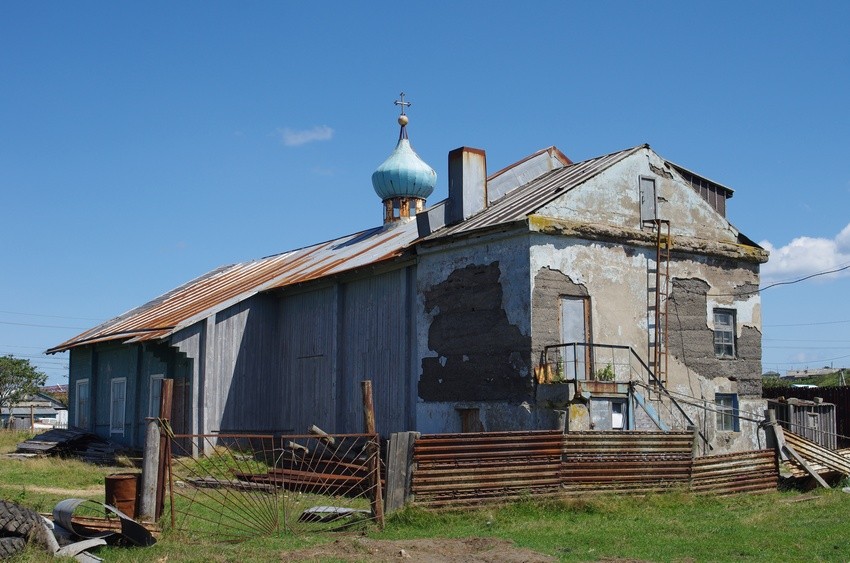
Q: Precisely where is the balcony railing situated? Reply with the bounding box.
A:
[539,342,707,446]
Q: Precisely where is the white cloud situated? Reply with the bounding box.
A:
[760,222,850,285]
[278,125,334,147]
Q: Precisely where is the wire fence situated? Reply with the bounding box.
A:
[165,432,384,542]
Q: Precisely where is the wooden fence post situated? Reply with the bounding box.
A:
[385,431,419,513]
[139,418,161,521]
[155,379,174,520]
[361,380,384,528]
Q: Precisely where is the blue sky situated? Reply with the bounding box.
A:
[1,2,848,384]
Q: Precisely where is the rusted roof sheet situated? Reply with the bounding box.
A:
[49,145,639,354]
[428,145,641,239]
[48,221,421,353]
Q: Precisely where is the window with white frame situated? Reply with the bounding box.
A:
[110,378,127,435]
[76,379,90,429]
[713,309,736,358]
[715,393,739,432]
[149,375,164,418]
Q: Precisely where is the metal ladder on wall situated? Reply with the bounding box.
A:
[647,219,671,388]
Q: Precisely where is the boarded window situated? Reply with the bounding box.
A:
[110,378,126,435]
[715,393,739,432]
[76,379,90,430]
[713,309,736,358]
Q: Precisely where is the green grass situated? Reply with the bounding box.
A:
[4,428,850,561]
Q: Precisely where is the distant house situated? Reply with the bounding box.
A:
[49,111,768,454]
[1,392,68,429]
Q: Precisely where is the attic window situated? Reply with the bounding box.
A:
[673,165,731,218]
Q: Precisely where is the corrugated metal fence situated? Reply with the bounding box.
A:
[411,431,563,507]
[411,431,777,508]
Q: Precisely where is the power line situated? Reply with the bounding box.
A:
[764,319,850,328]
[0,320,88,330]
[0,310,105,322]
[0,344,68,350]
[762,353,850,366]
[759,262,850,292]
[682,263,850,298]
[763,345,850,350]
[764,338,850,343]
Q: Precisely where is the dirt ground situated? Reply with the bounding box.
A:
[280,536,557,562]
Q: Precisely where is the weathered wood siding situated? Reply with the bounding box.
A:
[338,267,414,435]
[133,346,169,446]
[68,347,93,430]
[213,294,279,433]
[93,344,138,448]
[278,286,338,433]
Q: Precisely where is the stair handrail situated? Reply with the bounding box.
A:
[541,342,710,448]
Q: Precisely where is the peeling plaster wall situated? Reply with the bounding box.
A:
[531,235,655,361]
[414,147,765,450]
[668,276,762,394]
[528,148,765,453]
[416,231,534,431]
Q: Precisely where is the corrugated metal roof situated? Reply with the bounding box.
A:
[48,221,421,353]
[428,145,640,239]
[48,145,640,354]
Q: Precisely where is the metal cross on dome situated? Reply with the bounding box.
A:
[394,92,411,116]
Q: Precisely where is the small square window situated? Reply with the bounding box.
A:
[713,309,736,358]
[715,393,739,432]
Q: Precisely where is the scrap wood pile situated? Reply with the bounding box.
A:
[776,428,850,483]
[15,428,123,465]
[183,426,384,497]
[235,432,383,497]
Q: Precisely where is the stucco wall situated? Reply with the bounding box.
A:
[528,148,765,452]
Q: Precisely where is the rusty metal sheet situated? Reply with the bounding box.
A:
[691,450,778,495]
[411,431,563,508]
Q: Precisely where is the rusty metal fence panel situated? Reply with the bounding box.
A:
[410,430,778,507]
[561,431,694,495]
[691,450,778,495]
[410,431,564,507]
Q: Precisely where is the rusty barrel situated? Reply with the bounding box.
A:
[105,473,140,518]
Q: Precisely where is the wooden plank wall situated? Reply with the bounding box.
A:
[410,431,778,508]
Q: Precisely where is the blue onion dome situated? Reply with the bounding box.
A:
[372,117,437,201]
